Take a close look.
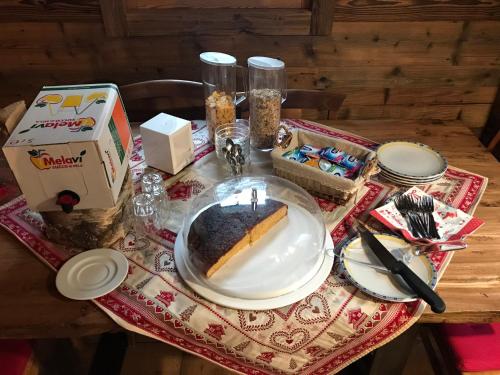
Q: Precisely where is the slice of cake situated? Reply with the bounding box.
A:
[187,199,288,277]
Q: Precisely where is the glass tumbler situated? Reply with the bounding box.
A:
[132,193,158,236]
[141,172,169,224]
[215,120,251,175]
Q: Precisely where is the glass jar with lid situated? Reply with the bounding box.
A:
[200,52,246,143]
[248,56,287,151]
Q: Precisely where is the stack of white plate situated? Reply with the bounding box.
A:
[376,141,447,186]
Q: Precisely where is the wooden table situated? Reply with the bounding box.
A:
[1,120,499,339]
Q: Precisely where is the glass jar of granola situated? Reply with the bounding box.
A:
[248,57,287,151]
[200,52,246,143]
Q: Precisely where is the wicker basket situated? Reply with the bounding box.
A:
[271,128,378,204]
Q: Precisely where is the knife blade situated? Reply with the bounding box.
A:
[357,223,446,314]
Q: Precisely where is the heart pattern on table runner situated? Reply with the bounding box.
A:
[238,311,275,332]
[154,250,176,273]
[273,302,300,321]
[295,293,331,325]
[118,232,150,252]
[270,328,311,353]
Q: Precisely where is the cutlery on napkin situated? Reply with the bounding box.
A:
[371,187,484,253]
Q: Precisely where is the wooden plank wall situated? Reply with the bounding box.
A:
[0,0,499,135]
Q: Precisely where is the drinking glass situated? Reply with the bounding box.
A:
[141,172,169,224]
[132,193,158,236]
[215,119,251,175]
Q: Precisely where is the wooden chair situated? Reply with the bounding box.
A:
[120,81,346,123]
[239,89,346,120]
[0,340,38,375]
[282,89,346,119]
[119,80,204,122]
[480,87,499,158]
[487,131,500,153]
[420,324,500,375]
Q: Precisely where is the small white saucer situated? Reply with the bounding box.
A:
[56,248,129,300]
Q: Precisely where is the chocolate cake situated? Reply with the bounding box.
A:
[187,199,288,277]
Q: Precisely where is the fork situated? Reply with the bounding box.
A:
[394,195,440,239]
[420,196,440,239]
[394,195,422,238]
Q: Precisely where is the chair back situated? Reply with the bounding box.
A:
[120,80,204,122]
[239,89,345,120]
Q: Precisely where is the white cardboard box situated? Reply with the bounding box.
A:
[140,113,194,175]
[2,83,132,212]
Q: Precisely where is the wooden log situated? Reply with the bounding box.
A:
[0,0,100,22]
[0,100,26,134]
[125,8,312,36]
[310,0,334,36]
[99,0,127,37]
[0,22,498,68]
[386,87,497,105]
[127,0,309,8]
[287,66,500,88]
[332,0,500,22]
[41,171,132,250]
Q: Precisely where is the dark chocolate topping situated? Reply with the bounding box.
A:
[187,199,286,274]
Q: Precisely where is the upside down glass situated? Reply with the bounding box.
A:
[141,172,169,225]
[132,192,158,236]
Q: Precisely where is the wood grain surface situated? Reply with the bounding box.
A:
[0,9,499,132]
[0,0,100,21]
[125,8,312,36]
[333,0,500,21]
[0,119,498,339]
[310,0,334,36]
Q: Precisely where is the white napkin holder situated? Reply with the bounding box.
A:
[140,113,194,175]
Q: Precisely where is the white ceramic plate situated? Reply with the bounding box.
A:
[379,170,444,186]
[56,248,129,300]
[377,141,447,179]
[378,164,445,182]
[183,201,325,300]
[339,234,437,302]
[175,230,334,310]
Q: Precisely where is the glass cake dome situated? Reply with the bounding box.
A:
[179,175,327,300]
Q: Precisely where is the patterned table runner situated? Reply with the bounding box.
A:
[0,119,488,374]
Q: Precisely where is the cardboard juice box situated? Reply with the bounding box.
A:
[2,83,132,212]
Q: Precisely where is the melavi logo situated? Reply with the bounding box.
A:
[19,117,96,134]
[28,149,86,170]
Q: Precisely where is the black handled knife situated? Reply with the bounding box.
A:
[357,223,446,314]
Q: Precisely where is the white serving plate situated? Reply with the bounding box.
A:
[56,248,129,300]
[174,229,334,310]
[184,201,325,300]
[339,234,437,302]
[377,141,447,179]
